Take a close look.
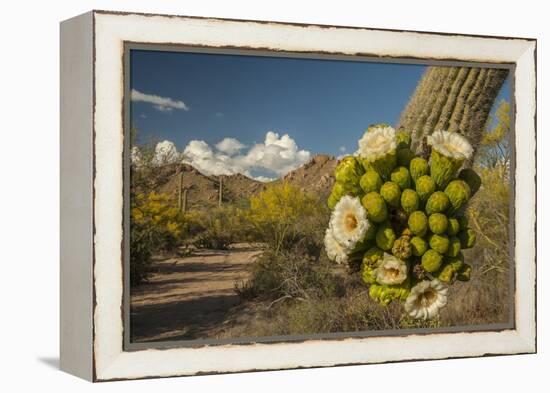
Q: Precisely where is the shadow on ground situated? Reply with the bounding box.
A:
[131,294,241,342]
[130,243,262,343]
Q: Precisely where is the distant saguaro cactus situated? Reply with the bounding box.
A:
[218,176,223,207]
[397,66,509,157]
[182,188,188,213]
[177,171,183,210]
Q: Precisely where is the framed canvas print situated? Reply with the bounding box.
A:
[60,10,537,382]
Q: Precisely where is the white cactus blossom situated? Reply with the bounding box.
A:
[427,130,474,161]
[329,195,370,249]
[405,279,449,320]
[375,253,408,285]
[357,125,397,161]
[323,228,350,264]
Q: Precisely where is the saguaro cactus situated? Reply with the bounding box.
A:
[218,176,223,207]
[177,171,183,210]
[182,188,188,213]
[397,66,508,156]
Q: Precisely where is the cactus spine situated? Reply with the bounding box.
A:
[397,66,508,157]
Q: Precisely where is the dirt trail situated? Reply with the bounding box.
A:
[130,243,262,343]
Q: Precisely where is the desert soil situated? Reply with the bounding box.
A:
[130,243,263,343]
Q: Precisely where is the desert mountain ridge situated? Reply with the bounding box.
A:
[145,154,339,210]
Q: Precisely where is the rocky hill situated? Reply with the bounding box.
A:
[143,154,338,210]
[274,154,337,198]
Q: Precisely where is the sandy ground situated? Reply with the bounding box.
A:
[130,243,262,343]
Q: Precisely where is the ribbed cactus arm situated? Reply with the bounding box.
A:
[397,66,508,158]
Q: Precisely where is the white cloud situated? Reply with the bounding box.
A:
[216,138,246,155]
[133,131,311,179]
[183,140,214,160]
[252,175,276,183]
[339,146,347,153]
[131,89,190,112]
[178,131,311,179]
[131,146,142,165]
[239,131,311,176]
[153,140,181,165]
[132,140,181,167]
[182,140,240,175]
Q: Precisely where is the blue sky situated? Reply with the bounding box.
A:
[130,49,510,180]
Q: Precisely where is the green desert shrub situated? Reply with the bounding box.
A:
[237,247,345,302]
[194,206,251,250]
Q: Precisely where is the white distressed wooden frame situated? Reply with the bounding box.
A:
[60,10,536,382]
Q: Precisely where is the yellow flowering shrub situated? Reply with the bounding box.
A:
[130,192,186,285]
[248,182,319,250]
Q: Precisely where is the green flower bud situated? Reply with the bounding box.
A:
[361,263,377,284]
[459,168,482,195]
[425,191,450,215]
[428,213,448,235]
[368,283,381,301]
[397,148,415,167]
[445,180,472,214]
[428,233,450,254]
[358,157,374,173]
[436,263,458,283]
[446,236,461,257]
[361,248,382,284]
[410,236,428,257]
[459,228,477,249]
[421,249,443,273]
[376,222,396,251]
[446,253,465,270]
[361,192,388,223]
[368,281,411,305]
[328,181,362,209]
[334,156,365,185]
[415,175,436,202]
[401,189,420,214]
[457,263,472,281]
[362,246,384,267]
[360,171,383,194]
[333,181,362,198]
[410,157,429,182]
[430,149,464,189]
[408,211,428,237]
[457,215,469,231]
[447,217,460,236]
[436,255,464,283]
[396,130,412,148]
[392,234,412,260]
[327,192,338,210]
[391,166,411,190]
[380,181,402,208]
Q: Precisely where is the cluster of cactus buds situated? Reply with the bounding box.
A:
[325,126,480,320]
